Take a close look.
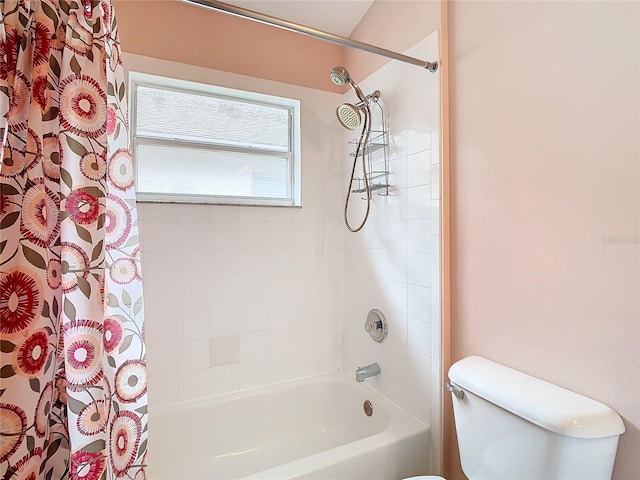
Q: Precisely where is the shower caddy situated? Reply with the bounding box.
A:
[348,93,390,197]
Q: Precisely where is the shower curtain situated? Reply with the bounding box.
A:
[0,1,147,478]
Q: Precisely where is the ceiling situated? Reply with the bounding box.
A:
[224,1,374,37]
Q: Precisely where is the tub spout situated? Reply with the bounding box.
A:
[356,363,380,382]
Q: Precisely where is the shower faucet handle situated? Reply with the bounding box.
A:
[365,309,387,343]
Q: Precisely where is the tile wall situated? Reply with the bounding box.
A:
[126,53,346,407]
[341,32,442,472]
[128,31,442,470]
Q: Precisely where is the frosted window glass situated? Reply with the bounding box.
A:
[136,85,289,151]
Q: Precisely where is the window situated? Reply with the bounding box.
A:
[129,72,301,206]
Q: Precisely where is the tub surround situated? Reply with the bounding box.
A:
[343,32,442,472]
[129,53,346,406]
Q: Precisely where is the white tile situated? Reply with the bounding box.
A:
[431,200,441,235]
[178,221,211,250]
[384,280,407,315]
[239,301,289,333]
[386,251,408,283]
[147,373,179,408]
[289,326,317,379]
[388,157,407,190]
[408,285,432,322]
[361,220,388,250]
[430,163,440,199]
[407,128,431,154]
[341,32,439,426]
[430,233,440,257]
[178,204,210,225]
[178,368,211,402]
[239,359,267,390]
[386,220,407,252]
[430,412,443,472]
[431,340,442,380]
[431,262,441,285]
[405,351,433,423]
[144,203,178,222]
[366,197,387,223]
[209,305,240,338]
[177,306,211,343]
[432,304,442,341]
[239,207,267,223]
[385,187,407,221]
[407,185,431,220]
[178,339,210,371]
[266,208,292,223]
[240,332,267,361]
[388,130,407,161]
[267,352,293,384]
[432,279,441,307]
[267,301,294,330]
[384,311,408,349]
[367,248,387,280]
[209,335,239,366]
[236,222,269,249]
[321,221,345,252]
[430,127,441,165]
[407,219,430,253]
[407,151,431,187]
[314,325,342,374]
[135,203,146,221]
[240,274,271,305]
[143,283,180,346]
[408,253,431,288]
[140,220,180,252]
[146,342,178,377]
[408,318,432,358]
[267,327,293,352]
[266,328,293,382]
[210,205,238,224]
[209,364,240,396]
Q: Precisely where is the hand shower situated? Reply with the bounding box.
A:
[330,66,367,102]
[330,66,374,233]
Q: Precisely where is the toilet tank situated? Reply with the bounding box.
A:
[448,356,625,480]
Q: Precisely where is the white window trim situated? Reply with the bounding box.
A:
[129,71,301,207]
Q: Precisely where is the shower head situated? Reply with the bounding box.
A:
[330,66,350,86]
[330,66,366,103]
[336,103,361,130]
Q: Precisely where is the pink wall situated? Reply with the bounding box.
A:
[114,0,344,92]
[449,1,639,479]
[345,0,440,82]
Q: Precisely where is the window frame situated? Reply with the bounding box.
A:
[129,71,301,207]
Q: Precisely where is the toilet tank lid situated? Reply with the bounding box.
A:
[448,356,625,439]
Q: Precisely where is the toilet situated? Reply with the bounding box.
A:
[403,356,625,480]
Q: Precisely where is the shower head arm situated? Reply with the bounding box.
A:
[354,90,381,110]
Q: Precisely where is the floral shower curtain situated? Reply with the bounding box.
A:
[0,1,147,479]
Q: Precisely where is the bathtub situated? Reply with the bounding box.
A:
[147,373,430,479]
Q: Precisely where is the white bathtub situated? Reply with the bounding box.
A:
[147,374,430,479]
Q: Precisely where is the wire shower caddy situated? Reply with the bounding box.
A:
[349,94,390,197]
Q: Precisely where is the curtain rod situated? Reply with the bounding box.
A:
[180,0,439,72]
